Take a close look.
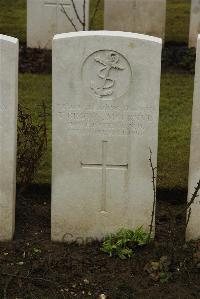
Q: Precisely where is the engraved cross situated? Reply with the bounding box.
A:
[81,141,128,213]
[44,0,71,31]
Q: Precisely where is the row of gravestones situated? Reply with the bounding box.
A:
[27,0,200,49]
[0,31,200,243]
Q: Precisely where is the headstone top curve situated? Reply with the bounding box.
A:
[0,34,18,44]
[53,30,162,45]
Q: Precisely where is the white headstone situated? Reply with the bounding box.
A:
[52,31,162,242]
[0,35,18,241]
[189,0,200,48]
[27,0,90,49]
[104,0,166,40]
[187,35,200,240]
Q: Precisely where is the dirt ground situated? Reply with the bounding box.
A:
[19,44,52,74]
[0,186,199,298]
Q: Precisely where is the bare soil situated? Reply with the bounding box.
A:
[19,44,51,74]
[0,186,199,298]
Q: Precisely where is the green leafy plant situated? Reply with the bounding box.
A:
[132,226,151,245]
[159,272,171,284]
[144,256,172,283]
[101,227,150,259]
[32,248,42,256]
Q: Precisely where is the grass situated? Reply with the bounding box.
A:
[165,0,191,44]
[0,0,26,43]
[19,74,52,184]
[158,71,194,190]
[0,0,191,44]
[90,0,104,30]
[19,71,194,190]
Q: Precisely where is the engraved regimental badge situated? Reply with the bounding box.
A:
[82,50,132,100]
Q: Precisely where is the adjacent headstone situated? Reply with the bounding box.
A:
[52,31,162,242]
[104,0,166,40]
[27,0,90,49]
[0,35,18,241]
[187,35,200,240]
[189,0,200,48]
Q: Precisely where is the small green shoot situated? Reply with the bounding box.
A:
[159,272,171,284]
[101,227,150,259]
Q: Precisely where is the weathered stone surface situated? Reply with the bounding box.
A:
[52,31,162,242]
[27,0,90,49]
[0,35,18,241]
[189,0,200,48]
[187,35,200,240]
[104,0,166,40]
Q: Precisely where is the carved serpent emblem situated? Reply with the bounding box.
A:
[91,52,125,98]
